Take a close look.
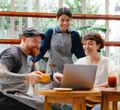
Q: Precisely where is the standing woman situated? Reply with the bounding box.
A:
[35,7,85,74]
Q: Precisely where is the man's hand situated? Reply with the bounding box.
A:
[27,71,42,84]
[26,71,50,84]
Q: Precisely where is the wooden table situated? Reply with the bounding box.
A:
[101,88,120,110]
[37,89,101,110]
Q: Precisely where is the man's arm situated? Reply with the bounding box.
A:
[0,63,48,85]
[0,63,27,84]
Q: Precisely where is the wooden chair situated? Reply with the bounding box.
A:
[101,90,120,110]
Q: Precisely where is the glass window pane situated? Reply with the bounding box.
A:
[0,17,11,39]
[0,17,57,39]
[109,0,120,15]
[75,20,106,36]
[63,0,82,13]
[39,0,59,12]
[109,20,120,41]
[0,0,10,11]
[86,0,105,14]
[13,0,59,12]
[109,47,120,65]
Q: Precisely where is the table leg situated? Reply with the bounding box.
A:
[44,97,52,110]
[101,101,109,110]
[113,101,118,110]
[73,97,86,110]
[80,97,86,110]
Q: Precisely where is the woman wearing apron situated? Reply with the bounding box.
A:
[35,8,85,109]
[36,7,85,79]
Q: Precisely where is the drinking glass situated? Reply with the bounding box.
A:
[108,66,120,88]
[108,74,117,87]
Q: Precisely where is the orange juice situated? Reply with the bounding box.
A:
[41,74,50,83]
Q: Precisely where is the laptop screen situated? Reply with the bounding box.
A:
[61,64,97,90]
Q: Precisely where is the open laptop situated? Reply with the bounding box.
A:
[61,64,97,90]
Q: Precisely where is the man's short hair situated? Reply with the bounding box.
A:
[22,28,45,39]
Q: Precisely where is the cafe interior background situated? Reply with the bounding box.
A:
[0,0,120,75]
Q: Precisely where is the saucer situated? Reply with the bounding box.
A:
[53,88,73,92]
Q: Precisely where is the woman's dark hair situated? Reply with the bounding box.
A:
[83,32,104,52]
[57,7,72,19]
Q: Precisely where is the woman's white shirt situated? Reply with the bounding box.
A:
[75,56,109,86]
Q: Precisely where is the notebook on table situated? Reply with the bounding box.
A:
[61,64,97,90]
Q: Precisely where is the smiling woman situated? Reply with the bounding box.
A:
[32,8,85,110]
[35,7,85,75]
[74,32,110,110]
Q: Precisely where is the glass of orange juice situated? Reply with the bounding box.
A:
[41,74,50,83]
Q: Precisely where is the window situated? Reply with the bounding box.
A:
[0,0,120,66]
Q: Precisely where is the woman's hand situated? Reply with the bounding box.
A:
[53,72,63,83]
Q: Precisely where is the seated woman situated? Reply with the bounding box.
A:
[75,32,110,110]
[54,32,110,110]
[75,32,109,88]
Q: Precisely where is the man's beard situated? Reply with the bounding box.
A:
[30,48,39,57]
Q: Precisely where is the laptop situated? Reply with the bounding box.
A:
[61,64,97,90]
